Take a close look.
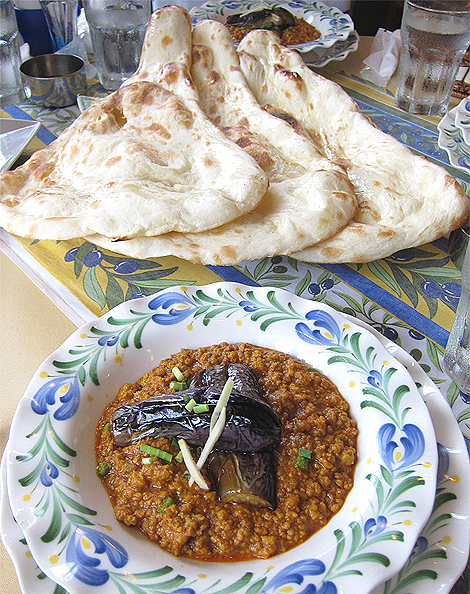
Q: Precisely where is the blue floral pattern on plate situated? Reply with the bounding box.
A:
[5,283,438,594]
[189,0,354,52]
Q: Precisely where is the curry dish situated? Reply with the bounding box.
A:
[95,342,357,561]
[227,18,321,45]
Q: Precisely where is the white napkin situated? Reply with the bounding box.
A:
[360,28,401,87]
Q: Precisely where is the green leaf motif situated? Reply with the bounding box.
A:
[83,266,106,309]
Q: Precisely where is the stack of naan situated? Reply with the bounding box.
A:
[0,6,468,264]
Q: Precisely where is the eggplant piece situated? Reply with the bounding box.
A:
[112,371,281,451]
[207,450,276,509]
[191,363,265,406]
[226,7,296,36]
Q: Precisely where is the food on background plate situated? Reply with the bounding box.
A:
[87,13,358,264]
[225,6,320,46]
[95,342,358,561]
[237,30,470,263]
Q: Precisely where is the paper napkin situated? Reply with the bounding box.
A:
[360,28,401,87]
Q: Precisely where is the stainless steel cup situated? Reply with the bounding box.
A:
[20,53,87,108]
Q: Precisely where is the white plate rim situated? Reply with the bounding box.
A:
[0,118,41,173]
[455,95,470,144]
[304,29,359,68]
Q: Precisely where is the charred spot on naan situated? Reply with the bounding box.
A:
[265,106,301,130]
[161,35,173,49]
[222,126,275,171]
[146,122,172,139]
[31,158,55,183]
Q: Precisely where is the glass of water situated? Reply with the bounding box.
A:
[82,0,152,91]
[394,0,470,117]
[0,0,24,107]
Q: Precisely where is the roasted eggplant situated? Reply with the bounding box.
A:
[207,450,276,509]
[112,364,281,452]
[226,7,297,36]
[190,363,266,405]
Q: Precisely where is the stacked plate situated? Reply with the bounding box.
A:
[0,119,40,173]
[189,0,359,67]
[438,96,470,173]
[1,283,469,594]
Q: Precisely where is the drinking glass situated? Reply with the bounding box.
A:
[0,0,24,107]
[39,0,79,52]
[394,0,470,117]
[82,0,152,91]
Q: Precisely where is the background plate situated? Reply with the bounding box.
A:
[189,0,354,52]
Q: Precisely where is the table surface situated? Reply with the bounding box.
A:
[1,34,469,594]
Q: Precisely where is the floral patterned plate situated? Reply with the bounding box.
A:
[4,283,437,594]
[438,106,470,173]
[189,0,354,52]
[2,317,468,594]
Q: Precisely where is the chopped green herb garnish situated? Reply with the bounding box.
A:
[298,448,312,459]
[142,457,154,465]
[193,404,209,414]
[185,398,197,412]
[170,436,180,449]
[97,461,111,477]
[170,380,187,391]
[183,470,191,479]
[294,456,309,469]
[172,366,185,381]
[140,443,173,462]
[183,394,190,403]
[157,495,176,514]
[175,451,183,463]
[103,422,112,432]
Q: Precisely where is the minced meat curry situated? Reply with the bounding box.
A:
[95,342,357,561]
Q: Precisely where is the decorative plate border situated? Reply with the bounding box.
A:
[2,322,468,594]
[189,0,354,52]
[5,283,437,594]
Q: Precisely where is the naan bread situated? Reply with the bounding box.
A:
[238,31,470,263]
[88,18,358,264]
[0,7,267,241]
